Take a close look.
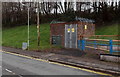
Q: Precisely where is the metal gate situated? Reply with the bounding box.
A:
[65,24,77,48]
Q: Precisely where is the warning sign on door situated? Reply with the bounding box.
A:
[67,28,70,32]
[72,28,75,32]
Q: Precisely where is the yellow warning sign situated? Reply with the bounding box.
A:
[67,28,70,32]
[72,28,75,32]
[85,25,87,29]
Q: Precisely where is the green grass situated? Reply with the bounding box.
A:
[2,23,52,50]
[0,30,2,46]
[96,23,118,35]
[95,23,119,39]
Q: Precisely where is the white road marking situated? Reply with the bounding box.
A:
[0,66,1,68]
[5,68,23,77]
[5,69,12,73]
[5,69,16,75]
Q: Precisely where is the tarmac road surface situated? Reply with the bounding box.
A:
[1,52,111,76]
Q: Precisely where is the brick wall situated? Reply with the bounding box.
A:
[50,23,65,46]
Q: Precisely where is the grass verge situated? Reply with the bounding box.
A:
[2,23,53,50]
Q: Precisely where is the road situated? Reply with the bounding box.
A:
[1,52,110,76]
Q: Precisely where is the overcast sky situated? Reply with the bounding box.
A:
[0,0,119,2]
[0,0,119,13]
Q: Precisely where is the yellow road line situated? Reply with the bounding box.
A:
[0,50,113,76]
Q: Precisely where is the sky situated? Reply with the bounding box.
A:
[0,0,119,13]
[0,0,119,2]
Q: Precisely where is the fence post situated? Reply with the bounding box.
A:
[109,40,113,54]
[78,40,81,49]
[81,40,85,51]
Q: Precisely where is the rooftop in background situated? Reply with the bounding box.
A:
[50,17,95,24]
[50,20,65,24]
[75,17,95,23]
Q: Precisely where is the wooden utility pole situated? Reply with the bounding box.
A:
[28,4,30,49]
[37,2,40,46]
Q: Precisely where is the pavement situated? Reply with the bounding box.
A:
[1,46,120,76]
